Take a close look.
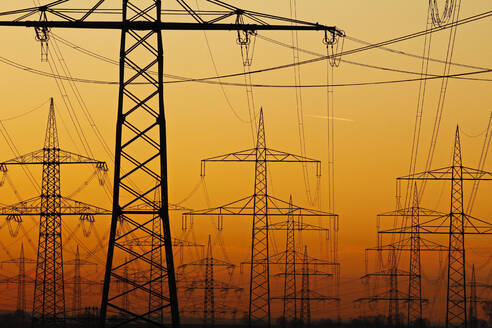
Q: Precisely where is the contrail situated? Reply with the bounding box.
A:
[306,114,354,122]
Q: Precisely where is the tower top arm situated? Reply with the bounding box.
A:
[0,195,110,216]
[397,166,492,181]
[0,0,344,35]
[0,148,108,171]
[200,148,321,176]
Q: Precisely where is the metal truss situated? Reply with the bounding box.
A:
[178,236,242,326]
[186,109,336,326]
[383,127,492,328]
[0,98,109,327]
[0,99,107,327]
[0,2,343,327]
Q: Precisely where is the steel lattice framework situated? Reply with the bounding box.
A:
[0,2,343,327]
[269,197,335,327]
[178,235,242,327]
[372,185,447,327]
[0,99,108,327]
[380,127,492,328]
[186,109,337,326]
[0,244,36,314]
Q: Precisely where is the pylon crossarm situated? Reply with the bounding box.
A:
[377,206,446,217]
[184,195,255,216]
[379,213,492,234]
[201,148,321,176]
[0,1,343,34]
[0,148,107,168]
[0,195,110,216]
[361,270,411,280]
[269,220,328,231]
[119,235,202,247]
[187,194,337,217]
[179,258,235,269]
[398,166,492,180]
[185,279,242,291]
[370,236,447,252]
[126,201,191,212]
[275,269,333,277]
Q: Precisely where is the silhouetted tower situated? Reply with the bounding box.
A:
[178,235,242,327]
[0,3,343,327]
[187,109,337,326]
[374,186,447,325]
[72,247,81,317]
[0,98,108,327]
[204,235,215,326]
[266,196,333,326]
[469,265,478,328]
[391,127,492,328]
[64,245,97,318]
[251,109,269,325]
[283,197,297,323]
[36,97,65,326]
[0,243,36,315]
[18,244,27,314]
[408,185,423,327]
[300,246,310,327]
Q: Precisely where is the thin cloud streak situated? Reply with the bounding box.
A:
[306,114,355,122]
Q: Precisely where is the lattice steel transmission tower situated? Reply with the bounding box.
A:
[0,243,36,315]
[187,109,337,326]
[380,127,492,328]
[0,3,343,327]
[0,98,108,327]
[178,235,242,327]
[373,185,447,327]
[64,245,97,318]
[268,196,335,326]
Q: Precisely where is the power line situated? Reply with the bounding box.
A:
[0,10,490,86]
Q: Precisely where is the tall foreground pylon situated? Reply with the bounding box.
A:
[382,127,492,328]
[187,109,337,326]
[0,2,343,326]
[0,99,108,326]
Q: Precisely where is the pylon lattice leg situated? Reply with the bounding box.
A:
[100,1,179,326]
[249,110,270,326]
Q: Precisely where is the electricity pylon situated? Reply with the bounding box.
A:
[372,184,447,327]
[186,109,337,326]
[64,245,97,318]
[467,265,492,328]
[380,127,492,328]
[0,243,36,314]
[178,235,242,327]
[269,196,335,326]
[122,235,204,324]
[0,98,108,327]
[0,3,343,326]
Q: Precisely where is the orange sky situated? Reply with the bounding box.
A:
[0,0,490,323]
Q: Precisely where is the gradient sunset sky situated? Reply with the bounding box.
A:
[0,0,490,323]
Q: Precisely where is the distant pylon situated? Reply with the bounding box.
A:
[299,246,310,327]
[408,184,423,327]
[0,98,108,327]
[0,243,36,315]
[18,243,27,314]
[187,108,332,326]
[204,235,215,327]
[386,126,492,328]
[178,235,242,326]
[73,246,81,318]
[64,245,97,318]
[250,109,269,326]
[469,265,478,328]
[282,196,297,324]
